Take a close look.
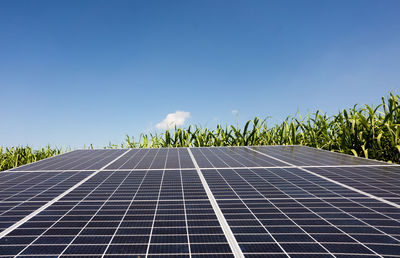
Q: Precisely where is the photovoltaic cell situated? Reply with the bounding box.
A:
[0,171,92,202]
[106,148,194,170]
[250,145,386,166]
[10,150,126,171]
[201,168,400,256]
[307,166,400,205]
[0,171,92,233]
[0,146,399,257]
[8,150,86,171]
[0,169,233,256]
[190,147,288,168]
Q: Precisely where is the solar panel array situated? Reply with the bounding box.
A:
[1,146,399,257]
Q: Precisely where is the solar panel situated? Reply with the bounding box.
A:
[1,146,399,257]
[249,146,387,166]
[306,166,400,205]
[10,150,126,171]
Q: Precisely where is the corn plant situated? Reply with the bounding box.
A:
[122,92,399,163]
[1,92,399,172]
[0,146,62,171]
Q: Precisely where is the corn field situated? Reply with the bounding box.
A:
[0,146,62,171]
[1,92,399,171]
[121,92,400,163]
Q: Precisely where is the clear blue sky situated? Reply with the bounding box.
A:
[1,0,399,148]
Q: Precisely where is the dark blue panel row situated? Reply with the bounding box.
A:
[0,171,92,202]
[106,148,194,169]
[0,171,92,231]
[10,149,126,171]
[59,170,207,201]
[250,145,386,166]
[10,146,389,172]
[202,167,400,256]
[0,169,233,256]
[202,168,369,199]
[307,166,400,205]
[190,147,288,168]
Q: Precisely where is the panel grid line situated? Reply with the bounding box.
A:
[270,167,400,243]
[244,168,384,256]
[206,150,338,256]
[0,172,41,187]
[0,172,80,215]
[59,173,134,255]
[100,170,149,257]
[178,148,192,257]
[188,148,245,258]
[8,163,399,173]
[9,150,93,172]
[0,172,51,195]
[0,196,395,202]
[246,146,400,209]
[301,145,390,165]
[4,149,76,172]
[0,149,131,240]
[245,148,400,234]
[309,166,400,196]
[195,148,295,257]
[1,146,399,257]
[14,170,122,255]
[145,148,165,257]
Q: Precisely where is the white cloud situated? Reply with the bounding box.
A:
[156,111,191,130]
[232,110,239,115]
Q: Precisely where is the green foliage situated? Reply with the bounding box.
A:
[0,146,62,171]
[122,92,400,163]
[1,92,399,171]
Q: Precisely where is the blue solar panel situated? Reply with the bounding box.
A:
[0,146,399,257]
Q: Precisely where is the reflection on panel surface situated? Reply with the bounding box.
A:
[1,146,399,257]
[307,166,400,205]
[106,148,194,170]
[10,150,126,171]
[202,168,400,256]
[250,145,387,166]
[0,170,233,257]
[0,171,92,232]
[191,147,288,168]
